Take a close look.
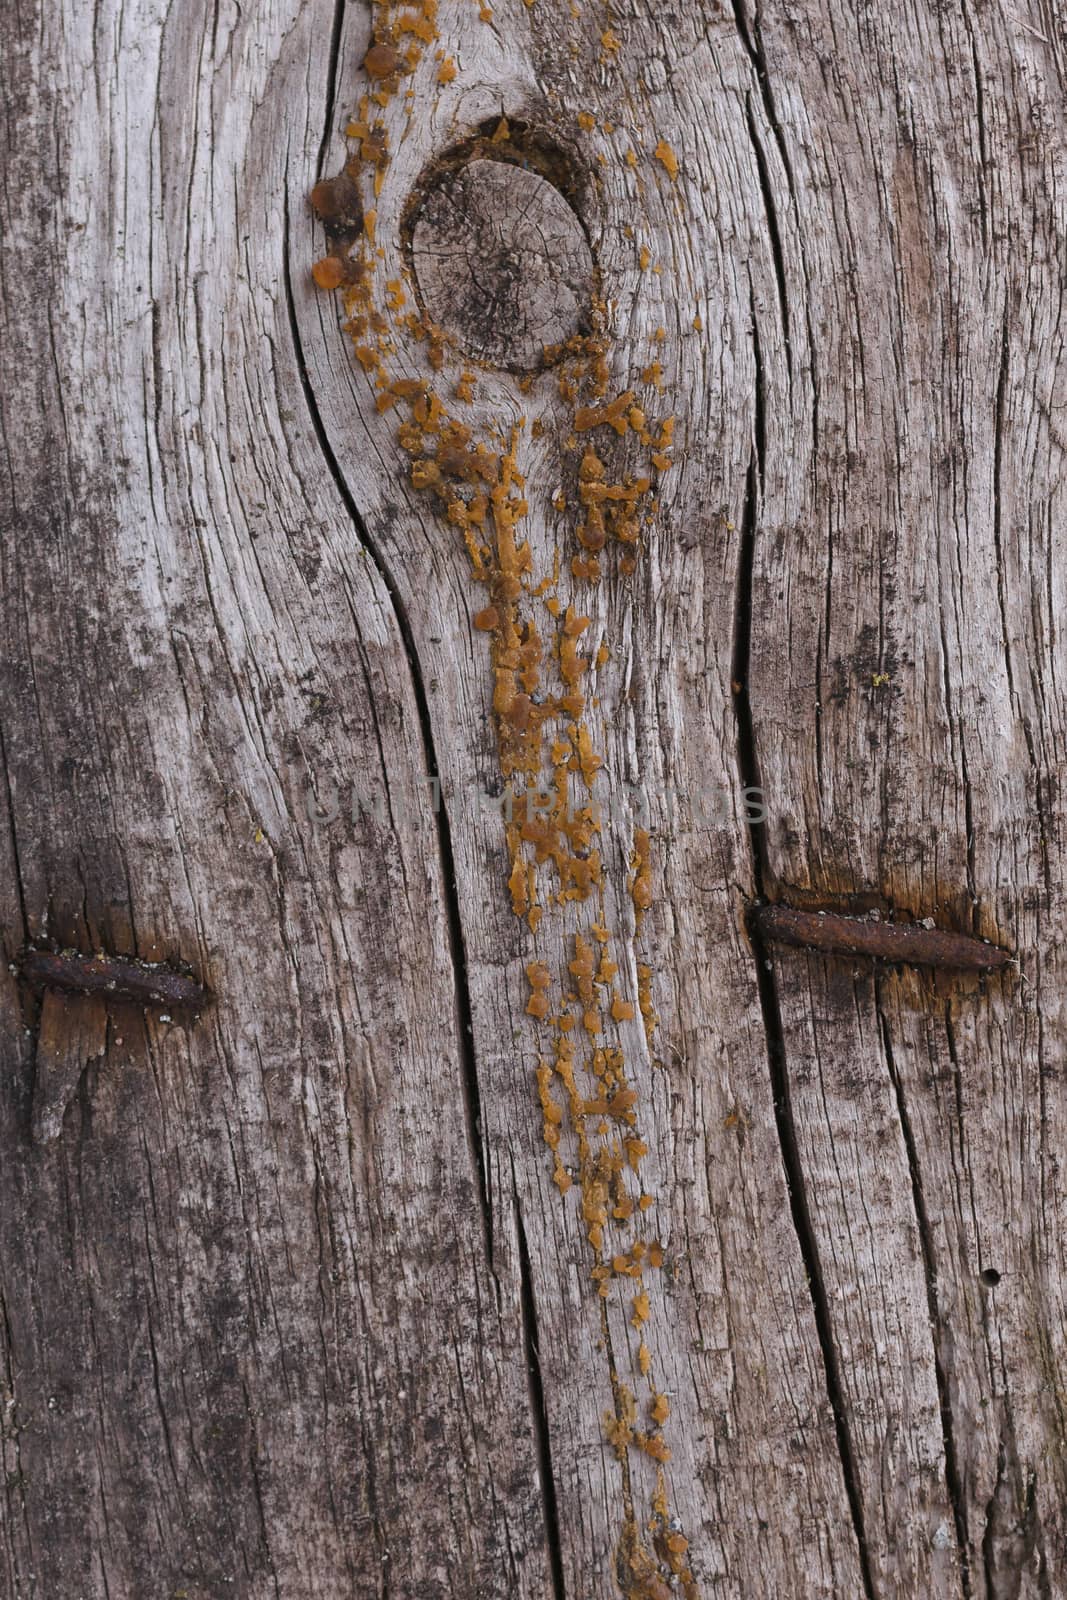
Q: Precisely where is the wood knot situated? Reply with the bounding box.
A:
[410,158,594,371]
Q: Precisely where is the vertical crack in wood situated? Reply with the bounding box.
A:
[733,353,875,1595]
[958,14,991,252]
[989,315,1052,925]
[733,307,767,896]
[981,1415,1045,1600]
[990,318,1011,707]
[742,101,792,389]
[281,187,496,1271]
[932,540,980,925]
[728,0,796,195]
[512,1187,566,1600]
[876,982,973,1595]
[240,1373,281,1599]
[729,0,796,383]
[0,720,28,939]
[316,0,348,181]
[0,1281,29,1582]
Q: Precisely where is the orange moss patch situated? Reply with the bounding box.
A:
[637,964,658,1040]
[631,828,653,919]
[311,256,347,290]
[654,138,679,179]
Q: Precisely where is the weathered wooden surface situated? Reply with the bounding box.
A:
[1,1,1065,1597]
[411,158,595,368]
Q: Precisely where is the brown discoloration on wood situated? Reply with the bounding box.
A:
[31,990,108,1144]
[753,904,1012,971]
[309,170,363,232]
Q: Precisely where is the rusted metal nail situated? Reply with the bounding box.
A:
[18,948,209,1011]
[751,905,1011,972]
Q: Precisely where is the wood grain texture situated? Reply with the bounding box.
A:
[0,4,548,1597]
[1,1,1065,1597]
[31,991,108,1145]
[411,158,595,368]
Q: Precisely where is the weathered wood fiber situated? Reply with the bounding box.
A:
[1,2,1064,1597]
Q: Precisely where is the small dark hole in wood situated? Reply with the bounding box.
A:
[980,1267,1001,1286]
